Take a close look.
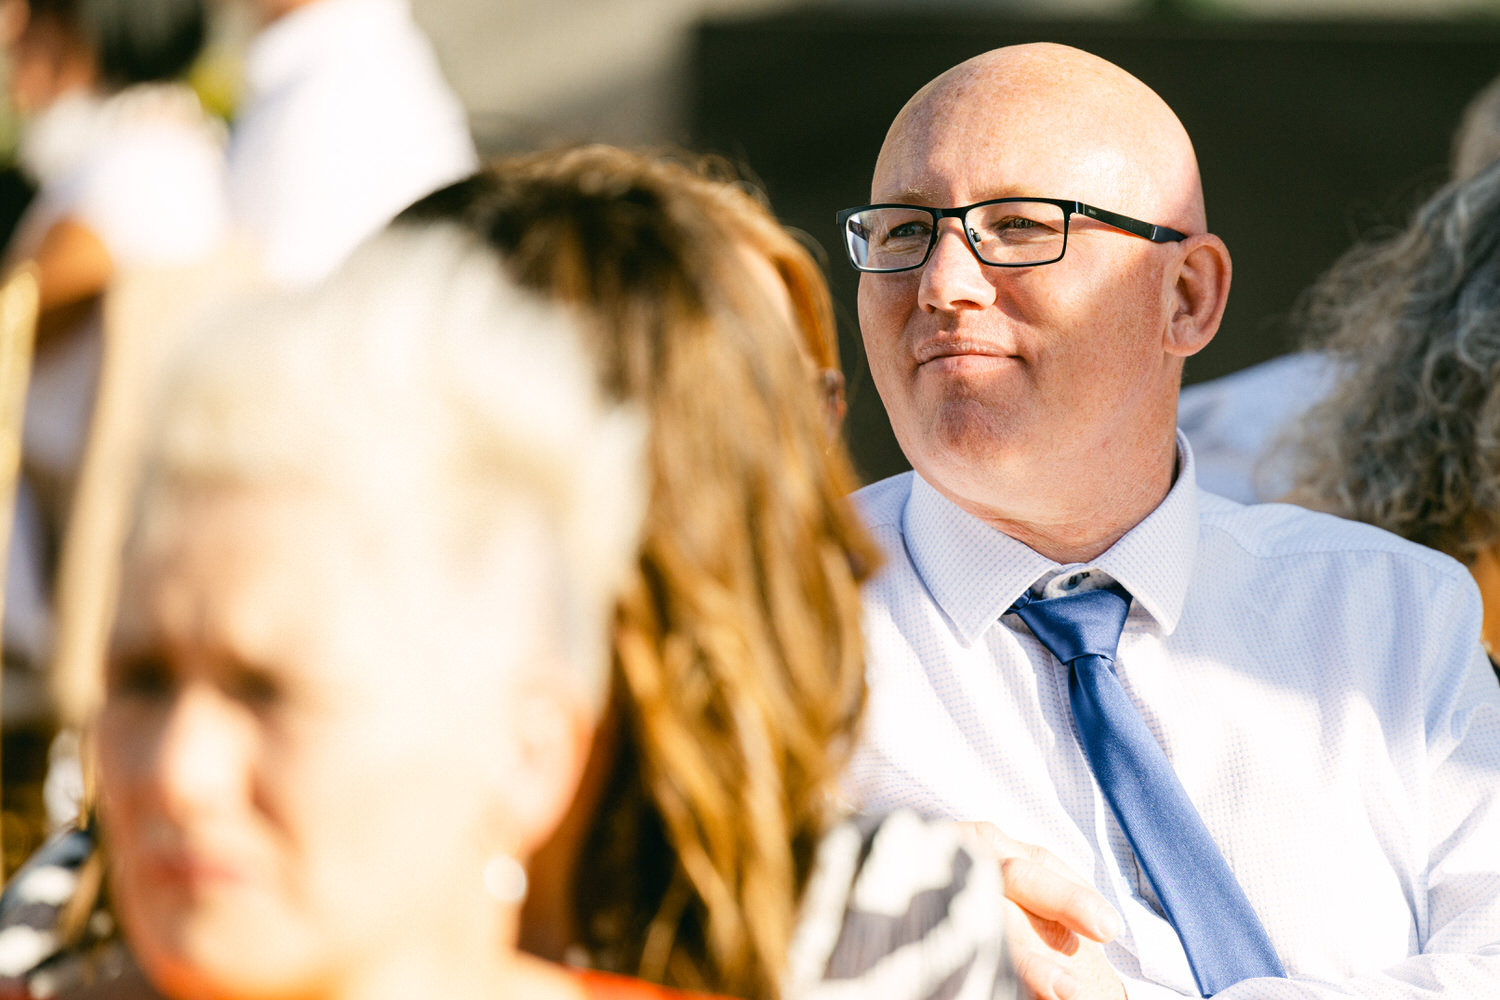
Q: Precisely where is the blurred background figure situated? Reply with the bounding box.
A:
[93,225,692,1000]
[1172,344,1343,504]
[226,0,476,286]
[1285,156,1500,671]
[0,0,473,870]
[1454,71,1500,184]
[1177,67,1500,505]
[0,0,225,697]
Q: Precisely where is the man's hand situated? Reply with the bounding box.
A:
[956,821,1127,1000]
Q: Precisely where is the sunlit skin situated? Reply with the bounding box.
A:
[855,44,1233,1000]
[96,488,594,1000]
[858,43,1230,565]
[251,0,323,26]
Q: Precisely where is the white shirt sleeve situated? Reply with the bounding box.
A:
[67,125,228,267]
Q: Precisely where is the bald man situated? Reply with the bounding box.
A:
[840,44,1500,999]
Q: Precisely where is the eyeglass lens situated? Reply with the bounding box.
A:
[843,201,1069,271]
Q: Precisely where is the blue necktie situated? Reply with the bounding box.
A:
[1010,582,1285,997]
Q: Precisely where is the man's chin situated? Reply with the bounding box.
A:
[906,426,1044,499]
[921,405,1037,469]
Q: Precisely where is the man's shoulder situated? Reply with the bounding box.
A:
[851,471,916,533]
[1197,491,1470,583]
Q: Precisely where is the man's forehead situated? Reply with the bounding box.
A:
[869,49,1194,224]
[871,99,1135,208]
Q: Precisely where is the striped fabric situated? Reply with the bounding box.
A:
[787,811,1016,1000]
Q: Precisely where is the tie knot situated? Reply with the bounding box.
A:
[1010,582,1131,665]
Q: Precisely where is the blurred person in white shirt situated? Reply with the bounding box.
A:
[1178,69,1500,505]
[227,0,477,287]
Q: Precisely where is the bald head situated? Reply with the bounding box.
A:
[875,43,1206,233]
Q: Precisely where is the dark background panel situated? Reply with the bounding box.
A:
[689,14,1500,483]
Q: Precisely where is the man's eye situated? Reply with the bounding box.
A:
[980,216,1046,235]
[976,216,1057,243]
[885,221,932,241]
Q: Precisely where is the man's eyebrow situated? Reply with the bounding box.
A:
[877,186,941,205]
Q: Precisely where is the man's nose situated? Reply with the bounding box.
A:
[917,218,998,313]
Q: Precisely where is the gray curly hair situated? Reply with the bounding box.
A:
[1288,156,1500,564]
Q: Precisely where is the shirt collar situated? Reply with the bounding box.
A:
[903,431,1200,645]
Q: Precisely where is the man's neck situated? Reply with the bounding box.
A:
[927,442,1179,565]
[978,514,1145,565]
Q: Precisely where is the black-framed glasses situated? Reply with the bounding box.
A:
[835,198,1187,273]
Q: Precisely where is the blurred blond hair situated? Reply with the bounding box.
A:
[136,224,646,705]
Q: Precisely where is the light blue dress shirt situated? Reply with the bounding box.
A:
[848,434,1500,997]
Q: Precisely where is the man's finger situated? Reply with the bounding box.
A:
[1012,951,1081,1000]
[1001,854,1121,943]
[1022,905,1082,957]
[955,821,1122,943]
[1004,894,1126,1000]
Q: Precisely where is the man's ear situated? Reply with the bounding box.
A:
[1163,233,1232,358]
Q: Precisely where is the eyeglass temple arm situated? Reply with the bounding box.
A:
[1074,203,1187,243]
